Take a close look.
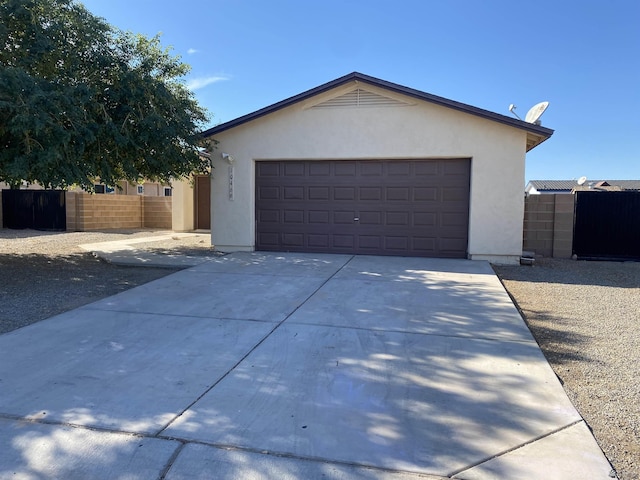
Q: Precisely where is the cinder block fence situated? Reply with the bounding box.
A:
[523,194,575,258]
[66,192,171,231]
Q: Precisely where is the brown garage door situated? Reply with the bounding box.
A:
[256,159,470,258]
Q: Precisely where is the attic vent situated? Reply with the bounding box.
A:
[312,89,407,109]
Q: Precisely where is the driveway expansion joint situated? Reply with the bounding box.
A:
[155,255,356,435]
[449,419,586,477]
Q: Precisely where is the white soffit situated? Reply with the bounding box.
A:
[311,88,411,109]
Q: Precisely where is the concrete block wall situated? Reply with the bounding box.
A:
[76,194,142,230]
[65,191,77,231]
[66,193,172,231]
[0,191,172,231]
[523,194,575,258]
[142,196,172,228]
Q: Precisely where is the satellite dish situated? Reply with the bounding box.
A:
[525,101,549,125]
[577,176,587,186]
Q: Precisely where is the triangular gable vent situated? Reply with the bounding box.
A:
[312,88,409,109]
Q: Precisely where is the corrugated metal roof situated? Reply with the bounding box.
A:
[529,180,640,191]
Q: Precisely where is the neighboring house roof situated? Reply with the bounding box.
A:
[202,72,554,151]
[527,179,640,193]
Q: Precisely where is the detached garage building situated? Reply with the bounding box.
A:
[202,72,552,264]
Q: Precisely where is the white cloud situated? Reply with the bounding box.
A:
[186,75,229,91]
[187,48,199,55]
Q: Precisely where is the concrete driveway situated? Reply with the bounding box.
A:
[0,253,613,479]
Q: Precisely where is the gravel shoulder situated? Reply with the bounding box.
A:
[2,230,637,478]
[494,258,640,480]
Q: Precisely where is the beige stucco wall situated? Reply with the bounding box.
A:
[171,177,195,231]
[206,82,529,264]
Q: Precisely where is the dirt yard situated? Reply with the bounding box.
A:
[494,259,639,480]
[0,229,213,334]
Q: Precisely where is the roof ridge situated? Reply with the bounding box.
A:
[201,72,554,141]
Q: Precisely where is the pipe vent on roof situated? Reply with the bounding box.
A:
[312,88,408,109]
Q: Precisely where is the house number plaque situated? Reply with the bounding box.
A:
[228,165,234,200]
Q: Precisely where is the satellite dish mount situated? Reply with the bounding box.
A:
[508,101,550,125]
[508,104,521,120]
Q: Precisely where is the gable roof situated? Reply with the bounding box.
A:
[201,72,554,150]
[528,180,640,191]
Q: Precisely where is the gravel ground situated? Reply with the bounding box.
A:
[1,230,637,478]
[494,258,640,480]
[0,229,215,334]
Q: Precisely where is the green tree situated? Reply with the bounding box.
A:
[0,0,210,190]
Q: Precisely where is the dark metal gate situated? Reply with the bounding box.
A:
[2,190,67,231]
[573,191,640,260]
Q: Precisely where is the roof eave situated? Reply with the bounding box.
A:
[201,72,554,142]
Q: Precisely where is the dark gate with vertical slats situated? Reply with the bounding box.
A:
[573,191,640,260]
[2,190,66,231]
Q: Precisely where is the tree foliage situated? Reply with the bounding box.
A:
[0,0,210,190]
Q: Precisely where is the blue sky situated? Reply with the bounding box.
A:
[81,0,640,182]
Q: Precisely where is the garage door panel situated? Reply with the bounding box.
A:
[308,210,330,224]
[412,237,437,252]
[259,209,280,223]
[414,162,439,175]
[359,211,382,225]
[360,162,383,176]
[257,163,280,176]
[258,232,280,247]
[384,237,409,251]
[413,187,438,201]
[284,210,304,223]
[386,212,410,226]
[334,187,356,201]
[439,237,468,252]
[283,187,304,200]
[256,159,469,257]
[413,212,437,227]
[282,233,304,247]
[308,234,330,247]
[388,162,411,175]
[309,163,331,176]
[442,212,468,227]
[284,163,305,176]
[335,163,357,176]
[334,211,357,224]
[309,187,330,200]
[333,235,355,248]
[443,159,469,175]
[358,187,382,201]
[358,236,382,249]
[386,187,410,201]
[258,186,280,200]
[442,186,469,202]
